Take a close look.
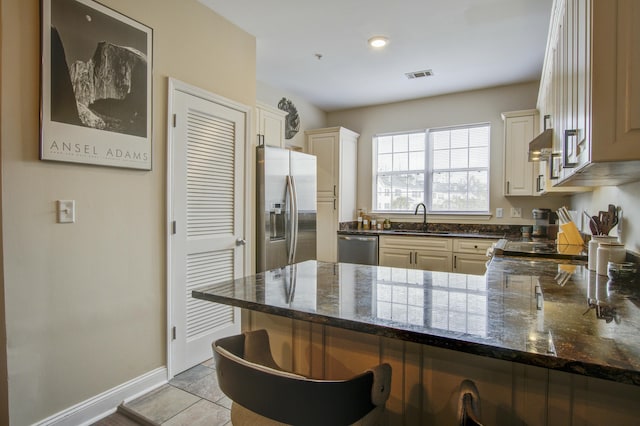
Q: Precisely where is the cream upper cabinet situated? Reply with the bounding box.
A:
[379,236,453,272]
[256,102,287,148]
[540,0,640,187]
[307,127,359,262]
[535,7,591,195]
[502,110,539,196]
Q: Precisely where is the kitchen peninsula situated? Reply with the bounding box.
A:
[193,259,640,425]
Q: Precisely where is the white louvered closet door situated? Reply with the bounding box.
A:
[170,88,245,375]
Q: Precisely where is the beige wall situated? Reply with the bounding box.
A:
[570,181,640,255]
[0,0,255,424]
[0,2,8,423]
[327,82,570,225]
[257,80,328,151]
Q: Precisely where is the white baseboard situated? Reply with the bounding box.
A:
[34,367,167,426]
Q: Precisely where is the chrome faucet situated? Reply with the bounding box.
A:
[414,203,427,232]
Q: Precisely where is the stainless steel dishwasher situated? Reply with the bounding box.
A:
[337,234,378,265]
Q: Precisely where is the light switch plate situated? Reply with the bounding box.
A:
[496,208,503,218]
[57,200,75,223]
[510,207,522,218]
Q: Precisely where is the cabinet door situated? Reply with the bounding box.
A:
[453,254,489,275]
[612,0,640,154]
[316,198,337,262]
[378,247,412,268]
[503,114,536,196]
[574,0,590,167]
[557,5,573,181]
[415,251,453,272]
[591,0,640,161]
[256,104,286,148]
[309,134,337,199]
[452,239,495,255]
[560,0,587,176]
[338,133,357,222]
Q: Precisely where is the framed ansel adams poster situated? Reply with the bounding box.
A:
[40,0,153,170]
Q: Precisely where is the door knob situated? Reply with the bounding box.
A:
[236,238,246,246]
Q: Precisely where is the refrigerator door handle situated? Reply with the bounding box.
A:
[285,175,298,264]
[291,176,299,263]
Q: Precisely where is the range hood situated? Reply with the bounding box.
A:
[528,115,553,162]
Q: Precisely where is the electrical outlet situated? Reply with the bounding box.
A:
[496,208,503,218]
[510,207,522,218]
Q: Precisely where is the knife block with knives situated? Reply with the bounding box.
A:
[557,206,584,246]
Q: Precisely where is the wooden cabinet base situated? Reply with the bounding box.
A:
[245,311,640,425]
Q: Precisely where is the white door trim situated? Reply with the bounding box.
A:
[166,77,252,378]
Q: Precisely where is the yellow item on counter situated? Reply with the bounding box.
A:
[558,222,584,245]
[556,244,583,255]
[559,264,577,273]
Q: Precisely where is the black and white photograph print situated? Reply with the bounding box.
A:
[41,0,153,170]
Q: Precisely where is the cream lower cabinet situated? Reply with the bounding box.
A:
[453,254,490,275]
[379,236,453,272]
[453,239,495,275]
[316,199,337,263]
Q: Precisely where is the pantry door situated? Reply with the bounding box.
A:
[168,79,249,376]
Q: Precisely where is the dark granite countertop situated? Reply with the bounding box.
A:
[338,222,523,239]
[193,258,640,386]
[338,229,506,239]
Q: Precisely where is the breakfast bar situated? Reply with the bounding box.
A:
[193,259,640,424]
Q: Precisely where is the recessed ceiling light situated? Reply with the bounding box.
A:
[368,36,389,48]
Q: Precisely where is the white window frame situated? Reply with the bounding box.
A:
[372,122,491,215]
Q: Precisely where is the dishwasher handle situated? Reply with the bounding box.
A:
[338,235,378,242]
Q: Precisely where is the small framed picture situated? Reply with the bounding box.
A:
[40,0,153,170]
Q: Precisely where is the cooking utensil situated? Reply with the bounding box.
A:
[598,211,610,235]
[592,215,601,234]
[608,204,618,229]
[598,206,618,235]
[583,210,600,235]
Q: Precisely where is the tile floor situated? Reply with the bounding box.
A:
[93,358,232,426]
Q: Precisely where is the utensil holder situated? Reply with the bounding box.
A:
[597,242,626,276]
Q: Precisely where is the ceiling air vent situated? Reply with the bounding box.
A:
[405,69,433,79]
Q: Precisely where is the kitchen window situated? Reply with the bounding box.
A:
[373,123,490,213]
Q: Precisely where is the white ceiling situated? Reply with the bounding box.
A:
[199,0,553,112]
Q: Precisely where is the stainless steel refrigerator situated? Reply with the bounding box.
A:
[256,145,317,272]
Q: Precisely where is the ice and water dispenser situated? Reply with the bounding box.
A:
[270,202,285,240]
